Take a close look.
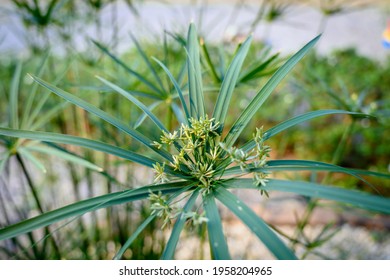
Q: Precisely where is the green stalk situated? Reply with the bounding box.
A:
[67,162,91,259]
[291,119,356,256]
[0,183,35,259]
[15,153,62,259]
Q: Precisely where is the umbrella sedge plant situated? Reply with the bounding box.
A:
[0,24,389,260]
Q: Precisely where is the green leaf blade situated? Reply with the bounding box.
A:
[0,128,157,169]
[187,23,205,118]
[153,57,190,121]
[30,75,172,161]
[130,32,166,93]
[0,182,190,241]
[92,40,163,95]
[203,193,231,260]
[226,178,390,214]
[224,35,321,147]
[215,186,297,260]
[27,144,104,172]
[114,215,156,260]
[213,35,252,130]
[161,189,199,260]
[96,76,168,133]
[10,62,22,129]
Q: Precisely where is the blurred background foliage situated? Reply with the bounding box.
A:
[0,0,389,259]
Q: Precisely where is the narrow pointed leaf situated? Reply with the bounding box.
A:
[162,189,199,259]
[225,178,390,214]
[201,38,221,83]
[223,160,390,186]
[26,66,69,130]
[0,154,8,174]
[130,32,166,93]
[26,144,103,172]
[130,33,165,92]
[264,109,369,141]
[187,23,205,118]
[170,102,186,125]
[224,35,321,147]
[240,109,365,154]
[29,102,69,131]
[215,186,297,259]
[213,35,252,129]
[238,52,280,83]
[10,62,22,129]
[30,75,171,161]
[153,57,190,120]
[0,181,192,241]
[0,128,158,169]
[96,76,168,132]
[92,40,163,95]
[117,186,193,260]
[134,101,161,129]
[21,52,49,129]
[266,160,390,180]
[114,215,156,260]
[204,193,231,260]
[19,148,47,173]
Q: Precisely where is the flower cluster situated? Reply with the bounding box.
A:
[150,118,272,228]
[148,191,180,229]
[219,126,271,196]
[152,115,223,192]
[148,190,208,229]
[252,127,272,196]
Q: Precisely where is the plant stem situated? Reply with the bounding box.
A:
[291,119,356,257]
[15,153,62,259]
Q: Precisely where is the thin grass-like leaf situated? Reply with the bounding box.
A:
[215,186,297,259]
[201,38,221,83]
[21,52,49,129]
[203,193,231,260]
[29,102,69,131]
[30,75,172,161]
[26,90,51,128]
[96,76,168,132]
[213,35,252,131]
[153,57,190,120]
[187,23,205,118]
[134,101,161,129]
[240,109,366,154]
[223,159,390,180]
[92,40,163,95]
[10,62,22,129]
[113,215,156,260]
[224,35,321,147]
[0,181,192,241]
[117,186,194,260]
[130,32,166,93]
[25,65,70,130]
[171,102,186,125]
[162,189,199,259]
[0,154,9,174]
[26,144,103,172]
[18,148,47,173]
[238,52,280,83]
[225,178,390,214]
[266,160,390,180]
[0,128,160,169]
[265,109,368,140]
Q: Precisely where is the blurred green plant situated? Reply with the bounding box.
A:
[0,54,119,259]
[0,24,389,260]
[290,49,390,176]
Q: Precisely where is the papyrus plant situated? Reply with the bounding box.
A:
[0,24,389,259]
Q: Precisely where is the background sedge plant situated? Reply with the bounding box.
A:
[0,23,389,260]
